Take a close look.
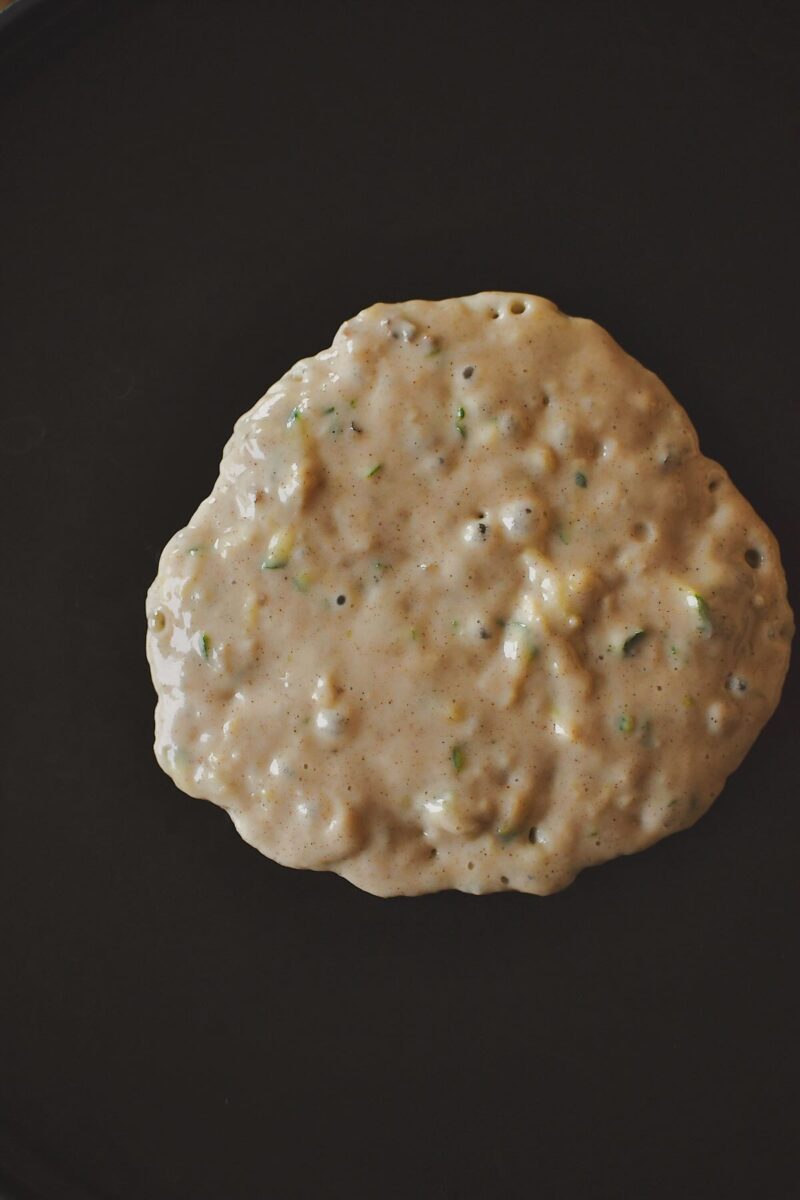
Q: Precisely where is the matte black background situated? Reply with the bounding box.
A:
[1,2,798,1198]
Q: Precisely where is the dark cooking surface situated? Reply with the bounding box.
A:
[1,3,797,1198]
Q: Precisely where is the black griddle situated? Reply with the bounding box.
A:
[1,3,798,1197]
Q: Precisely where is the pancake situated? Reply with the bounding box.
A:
[146,293,793,895]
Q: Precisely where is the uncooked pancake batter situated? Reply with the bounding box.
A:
[146,293,793,895]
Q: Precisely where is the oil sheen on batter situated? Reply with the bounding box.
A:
[146,293,793,896]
